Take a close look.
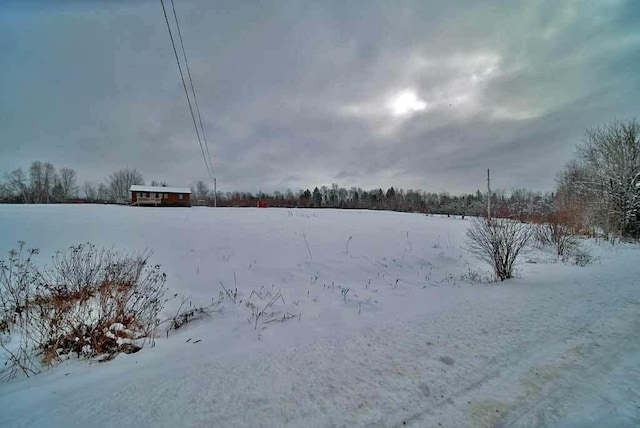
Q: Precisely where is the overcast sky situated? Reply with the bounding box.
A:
[1,0,639,194]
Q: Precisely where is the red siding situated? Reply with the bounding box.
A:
[131,191,191,206]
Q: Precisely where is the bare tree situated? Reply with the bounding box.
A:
[97,183,109,202]
[83,181,97,201]
[194,180,209,203]
[51,176,65,202]
[466,218,534,281]
[108,168,144,203]
[29,161,44,203]
[58,167,77,200]
[28,162,58,203]
[11,162,59,204]
[42,162,57,204]
[0,183,9,202]
[4,169,30,203]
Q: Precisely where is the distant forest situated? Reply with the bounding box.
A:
[0,161,554,219]
[206,185,554,220]
[1,119,638,238]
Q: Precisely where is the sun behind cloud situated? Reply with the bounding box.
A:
[388,90,427,117]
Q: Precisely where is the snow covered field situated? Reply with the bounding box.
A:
[0,205,639,427]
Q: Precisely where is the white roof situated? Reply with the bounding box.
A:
[130,185,191,194]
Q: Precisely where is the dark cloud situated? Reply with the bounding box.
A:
[1,0,638,193]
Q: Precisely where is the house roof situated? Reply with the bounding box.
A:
[130,185,191,194]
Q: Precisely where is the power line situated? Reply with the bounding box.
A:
[159,0,214,184]
[170,0,215,181]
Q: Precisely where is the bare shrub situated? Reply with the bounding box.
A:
[466,218,534,281]
[0,242,39,335]
[570,246,593,267]
[531,206,598,266]
[0,242,166,379]
[534,221,577,259]
[0,242,41,379]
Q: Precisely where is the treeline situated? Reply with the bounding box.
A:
[191,182,555,220]
[0,162,554,220]
[0,164,145,204]
[83,169,145,203]
[1,162,78,204]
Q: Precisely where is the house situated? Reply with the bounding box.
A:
[130,185,191,207]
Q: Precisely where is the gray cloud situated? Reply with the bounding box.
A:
[1,0,639,194]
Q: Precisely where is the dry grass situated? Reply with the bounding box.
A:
[0,242,166,380]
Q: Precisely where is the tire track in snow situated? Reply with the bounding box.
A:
[398,277,640,428]
[504,306,640,427]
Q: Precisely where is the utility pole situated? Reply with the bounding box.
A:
[213,177,217,208]
[487,168,491,223]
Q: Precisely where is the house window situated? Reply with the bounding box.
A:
[137,192,142,197]
[179,194,183,200]
[164,193,168,199]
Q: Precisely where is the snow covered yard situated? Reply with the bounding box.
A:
[0,205,639,427]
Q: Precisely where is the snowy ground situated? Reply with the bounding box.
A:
[0,205,639,427]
